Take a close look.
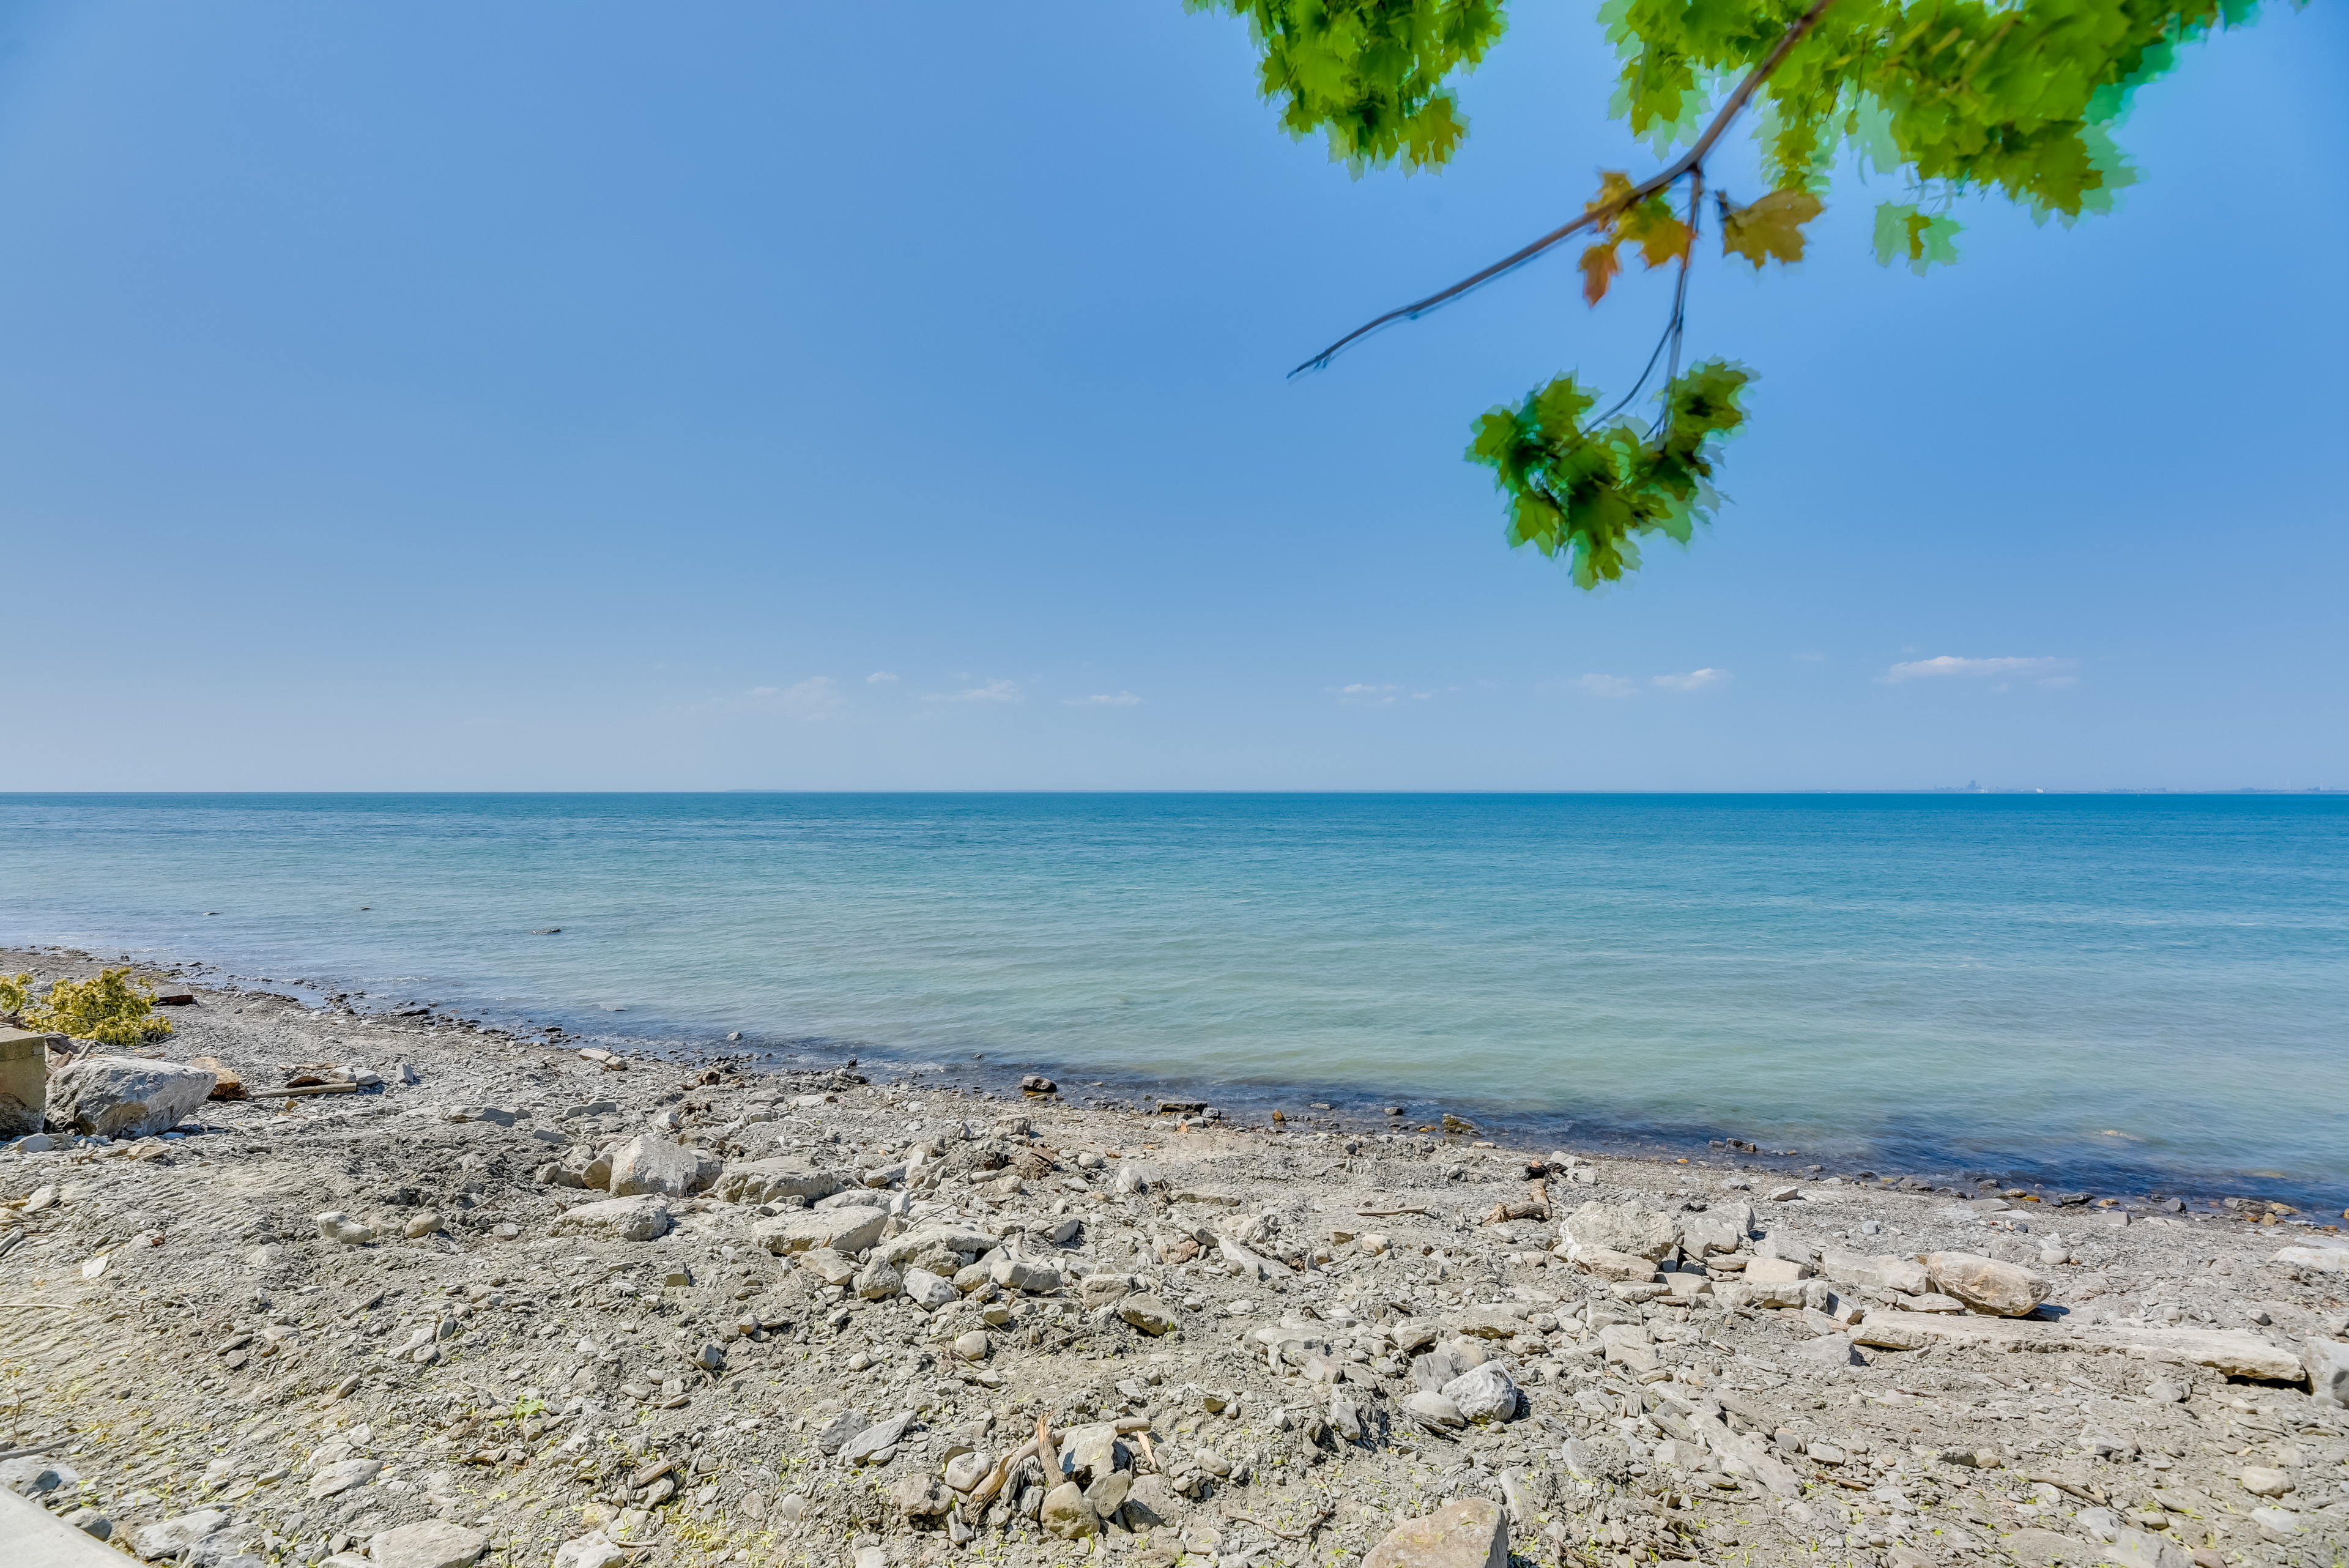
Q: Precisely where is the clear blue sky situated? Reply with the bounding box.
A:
[3,1,2342,791]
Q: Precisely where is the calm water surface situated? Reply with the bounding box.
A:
[1,793,2342,1201]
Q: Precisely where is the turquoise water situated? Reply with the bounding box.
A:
[1,793,2343,1201]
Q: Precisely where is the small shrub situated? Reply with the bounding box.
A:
[15,967,173,1046]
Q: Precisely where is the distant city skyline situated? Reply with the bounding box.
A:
[2,2,2341,792]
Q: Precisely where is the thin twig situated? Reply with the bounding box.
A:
[1292,0,1841,373]
[1355,1206,1427,1218]
[0,1301,70,1310]
[1230,1504,1335,1541]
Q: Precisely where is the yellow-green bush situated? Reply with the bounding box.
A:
[4,967,172,1046]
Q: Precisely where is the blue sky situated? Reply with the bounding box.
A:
[2,0,2342,791]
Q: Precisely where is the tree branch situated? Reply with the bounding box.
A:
[1290,0,1841,375]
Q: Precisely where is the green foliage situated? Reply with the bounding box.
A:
[1466,360,1754,587]
[0,973,30,1020]
[1201,0,2277,583]
[1186,0,1508,171]
[1871,200,1963,270]
[12,967,173,1046]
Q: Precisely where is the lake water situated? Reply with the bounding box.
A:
[2,792,2343,1203]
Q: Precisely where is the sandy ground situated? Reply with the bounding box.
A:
[2,946,2346,1568]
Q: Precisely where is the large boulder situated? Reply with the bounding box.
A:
[370,1522,489,1568]
[753,1206,888,1255]
[1677,1199,1755,1256]
[1364,1498,1508,1568]
[46,1056,215,1139]
[551,1195,672,1243]
[1560,1202,1677,1260]
[1924,1252,2050,1317]
[709,1158,840,1206]
[606,1135,719,1198]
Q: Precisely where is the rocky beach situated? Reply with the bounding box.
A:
[2,945,2347,1568]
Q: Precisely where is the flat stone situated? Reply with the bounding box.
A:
[133,1510,231,1561]
[990,1255,1061,1293]
[1117,1294,1179,1336]
[840,1410,915,1465]
[1744,1255,1811,1284]
[875,1222,996,1269]
[2272,1244,2349,1274]
[1820,1249,1929,1295]
[552,1194,672,1242]
[1405,1391,1464,1428]
[1363,1498,1508,1568]
[606,1134,719,1198]
[753,1206,888,1255]
[313,1211,376,1245]
[2237,1466,2292,1498]
[369,1521,490,1568]
[307,1458,383,1498]
[1924,1251,2050,1316]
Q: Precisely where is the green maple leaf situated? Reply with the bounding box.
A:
[1871,203,1963,275]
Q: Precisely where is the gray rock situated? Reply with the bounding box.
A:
[854,1261,904,1301]
[1120,1473,1181,1528]
[840,1410,915,1465]
[46,1056,215,1139]
[1362,1497,1508,1568]
[606,1134,719,1198]
[901,1267,959,1310]
[2304,1336,2349,1408]
[551,1194,672,1242]
[133,1510,231,1562]
[710,1158,840,1206]
[1820,1249,1930,1295]
[990,1255,1061,1293]
[307,1457,384,1498]
[369,1521,489,1568]
[1924,1252,2051,1316]
[0,1456,72,1496]
[61,1507,112,1539]
[1118,1294,1179,1336]
[814,1409,871,1456]
[1039,1479,1097,1539]
[1561,1201,1678,1260]
[753,1206,888,1255]
[1441,1361,1520,1422]
[1406,1391,1465,1428]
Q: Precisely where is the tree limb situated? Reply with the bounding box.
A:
[1291,0,1841,374]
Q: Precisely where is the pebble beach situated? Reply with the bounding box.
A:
[2,945,2347,1568]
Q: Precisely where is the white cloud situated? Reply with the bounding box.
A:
[1334,683,1402,706]
[924,678,1023,704]
[866,671,899,685]
[1574,674,1639,699]
[1882,655,2077,686]
[740,677,847,719]
[1063,691,1140,707]
[1652,667,1729,693]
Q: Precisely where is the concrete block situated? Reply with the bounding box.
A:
[0,1028,46,1139]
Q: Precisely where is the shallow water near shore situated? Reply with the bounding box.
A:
[2,792,2344,1201]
